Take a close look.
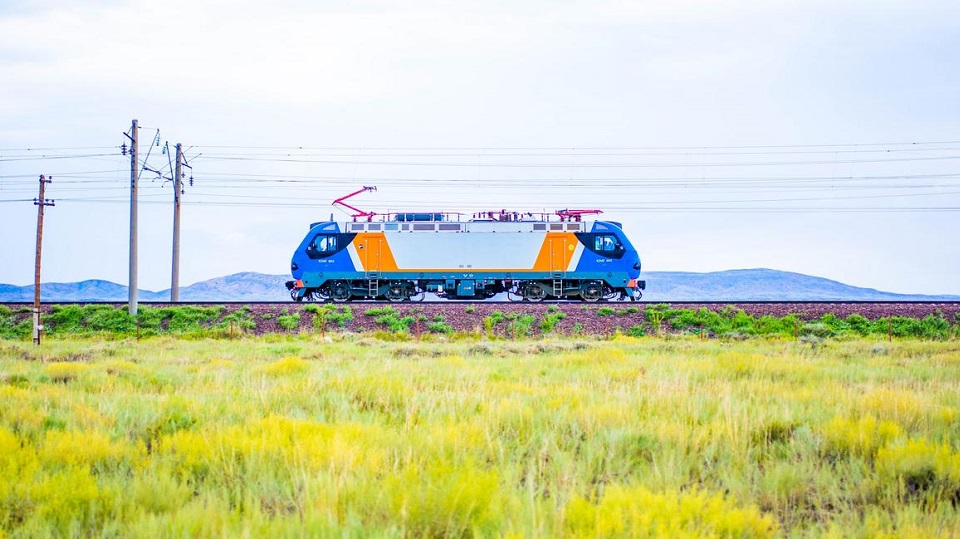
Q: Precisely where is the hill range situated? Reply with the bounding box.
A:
[1,269,957,303]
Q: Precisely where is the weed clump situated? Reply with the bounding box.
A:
[258,356,311,377]
[564,486,778,537]
[44,363,88,384]
[305,304,353,331]
[539,311,566,334]
[365,307,414,333]
[821,415,903,458]
[875,438,960,506]
[217,307,256,335]
[397,464,502,536]
[427,314,453,335]
[483,311,505,337]
[752,420,799,446]
[505,313,535,338]
[467,344,493,356]
[275,309,301,331]
[0,307,32,339]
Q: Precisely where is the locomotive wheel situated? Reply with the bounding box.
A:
[330,281,352,303]
[581,283,603,302]
[291,289,303,302]
[385,284,407,302]
[523,283,546,302]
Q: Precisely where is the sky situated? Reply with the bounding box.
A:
[1,0,958,295]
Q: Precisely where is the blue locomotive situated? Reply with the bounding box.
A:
[286,188,644,302]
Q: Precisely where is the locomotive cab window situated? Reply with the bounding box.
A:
[594,234,622,253]
[307,234,338,258]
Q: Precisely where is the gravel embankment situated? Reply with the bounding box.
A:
[234,301,960,336]
[7,302,959,337]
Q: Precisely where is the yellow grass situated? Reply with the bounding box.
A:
[0,335,958,536]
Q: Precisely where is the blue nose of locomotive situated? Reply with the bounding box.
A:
[291,257,304,280]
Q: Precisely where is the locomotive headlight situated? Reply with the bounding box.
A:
[633,261,641,270]
[291,262,299,271]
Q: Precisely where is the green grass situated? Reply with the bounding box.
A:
[304,304,353,332]
[539,311,567,334]
[275,309,300,331]
[1,334,958,536]
[2,304,958,340]
[364,306,415,333]
[427,314,453,335]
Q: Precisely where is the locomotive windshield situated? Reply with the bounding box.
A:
[594,234,622,253]
[307,234,338,258]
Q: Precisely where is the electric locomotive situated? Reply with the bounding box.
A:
[286,188,645,302]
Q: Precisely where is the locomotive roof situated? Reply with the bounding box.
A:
[308,219,625,235]
[310,209,613,230]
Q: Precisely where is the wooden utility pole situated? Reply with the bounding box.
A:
[33,175,54,346]
[171,143,182,302]
[126,119,139,315]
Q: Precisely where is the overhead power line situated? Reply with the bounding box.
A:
[191,139,960,150]
[0,146,117,151]
[4,171,960,186]
[2,138,959,216]
[0,153,118,162]
[30,196,960,214]
[192,154,960,168]
[192,147,960,158]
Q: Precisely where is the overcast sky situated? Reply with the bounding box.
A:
[1,0,958,295]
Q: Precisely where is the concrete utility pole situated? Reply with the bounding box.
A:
[126,119,139,316]
[33,175,54,346]
[171,143,182,302]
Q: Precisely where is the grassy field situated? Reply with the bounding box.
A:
[1,334,959,537]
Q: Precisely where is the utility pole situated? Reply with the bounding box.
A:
[125,119,139,316]
[33,175,54,346]
[171,143,182,302]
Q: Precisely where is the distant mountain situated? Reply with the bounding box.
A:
[0,273,290,303]
[641,269,960,302]
[172,272,291,302]
[0,279,167,302]
[1,269,957,303]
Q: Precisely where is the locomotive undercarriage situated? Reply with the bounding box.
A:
[288,278,639,303]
